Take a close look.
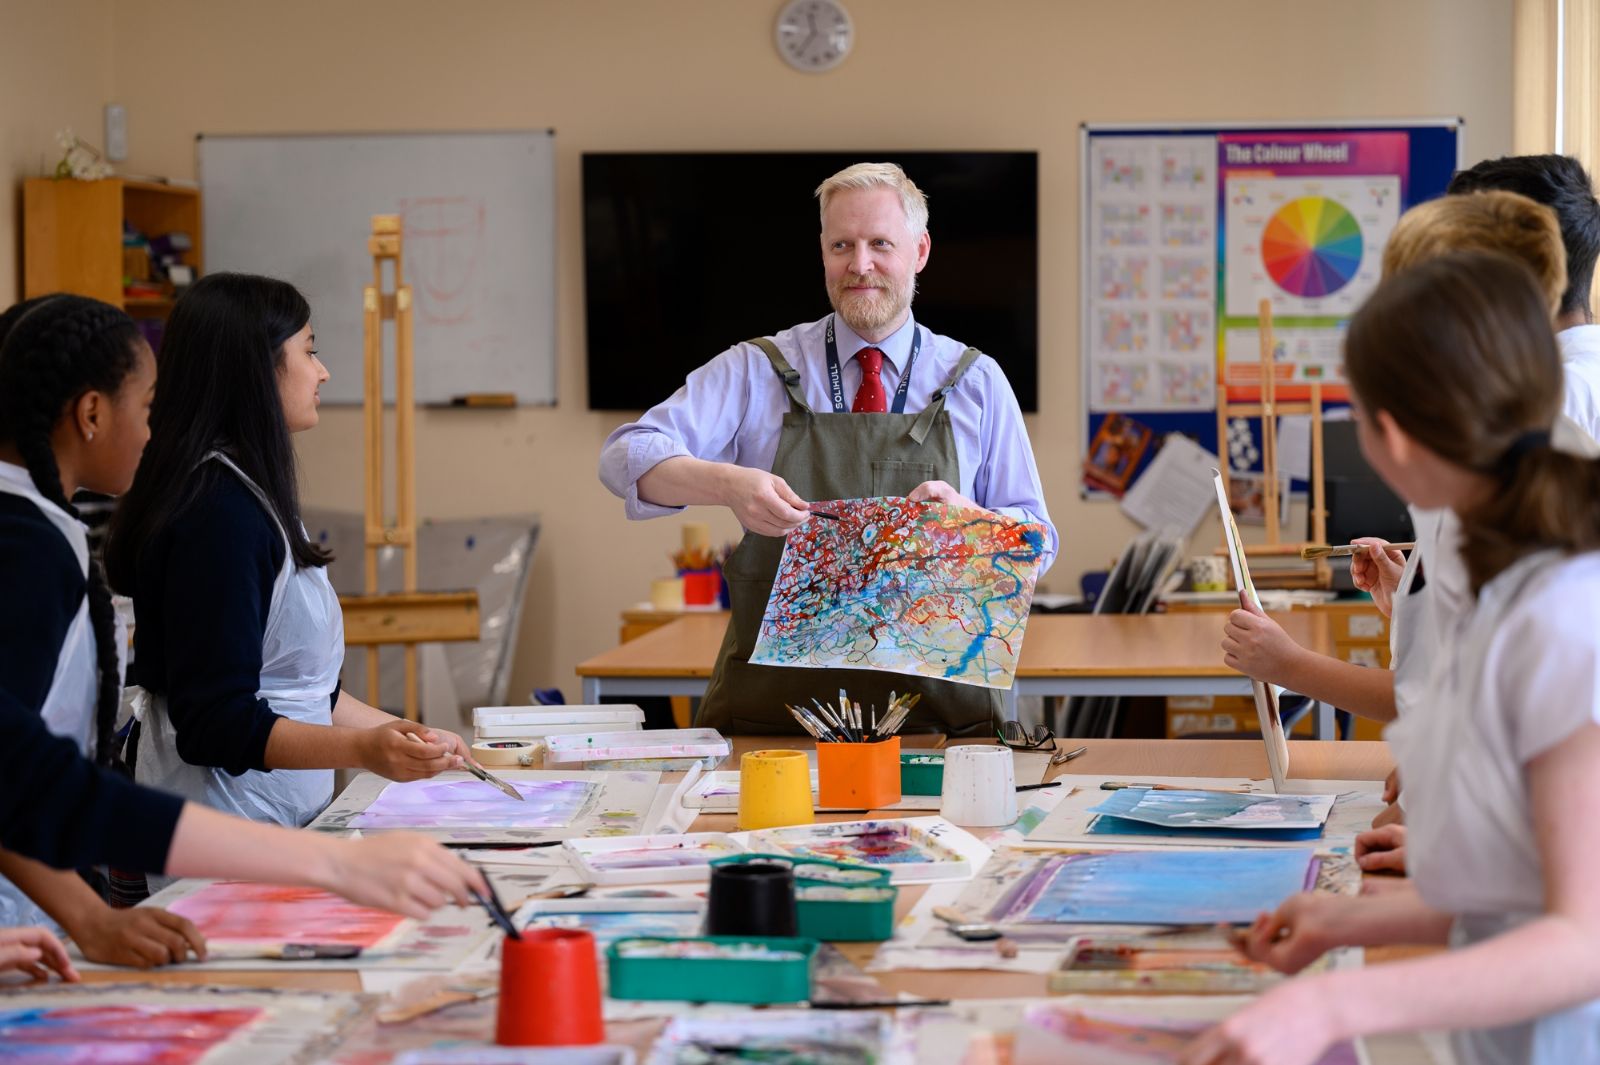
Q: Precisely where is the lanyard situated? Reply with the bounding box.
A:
[824,315,920,414]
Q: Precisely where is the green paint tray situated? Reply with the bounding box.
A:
[900,752,945,795]
[606,935,817,1004]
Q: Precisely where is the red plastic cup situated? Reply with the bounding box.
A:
[496,928,605,1046]
[681,568,720,605]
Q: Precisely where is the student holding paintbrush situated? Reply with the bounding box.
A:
[1186,254,1600,1065]
[1219,190,1599,874]
[0,294,487,975]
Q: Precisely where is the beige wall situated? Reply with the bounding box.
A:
[2,0,115,303]
[13,0,1512,709]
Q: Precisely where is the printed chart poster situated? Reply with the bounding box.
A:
[1086,135,1218,413]
[1217,131,1408,400]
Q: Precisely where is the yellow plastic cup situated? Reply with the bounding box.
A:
[737,749,814,831]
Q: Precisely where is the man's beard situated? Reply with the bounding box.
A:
[829,273,915,336]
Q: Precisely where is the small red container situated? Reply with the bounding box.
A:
[681,568,720,606]
[496,928,605,1046]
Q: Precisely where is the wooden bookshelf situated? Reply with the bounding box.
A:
[23,177,201,317]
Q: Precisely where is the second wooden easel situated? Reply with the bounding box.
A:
[337,215,480,720]
[1215,298,1331,589]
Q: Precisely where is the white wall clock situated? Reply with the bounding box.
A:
[775,0,854,73]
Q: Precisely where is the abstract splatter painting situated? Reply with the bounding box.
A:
[750,498,1047,688]
[167,881,406,947]
[351,778,597,830]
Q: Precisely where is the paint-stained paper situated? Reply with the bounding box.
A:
[750,498,1046,688]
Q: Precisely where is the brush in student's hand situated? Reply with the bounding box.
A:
[471,873,522,940]
[1300,541,1416,560]
[406,730,523,800]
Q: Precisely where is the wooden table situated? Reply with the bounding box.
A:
[577,611,1339,732]
[86,736,1394,1004]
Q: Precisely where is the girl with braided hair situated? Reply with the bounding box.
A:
[104,274,472,861]
[0,293,489,976]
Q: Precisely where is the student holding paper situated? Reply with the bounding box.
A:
[1220,191,1599,869]
[1184,253,1600,1065]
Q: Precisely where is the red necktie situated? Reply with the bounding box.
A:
[852,347,888,413]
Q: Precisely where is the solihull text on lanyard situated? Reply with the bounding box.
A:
[824,315,920,414]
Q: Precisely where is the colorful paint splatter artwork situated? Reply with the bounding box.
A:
[167,881,406,947]
[1005,849,1319,926]
[750,498,1047,688]
[0,1004,263,1065]
[351,778,596,830]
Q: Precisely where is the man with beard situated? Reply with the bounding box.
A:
[598,162,1053,736]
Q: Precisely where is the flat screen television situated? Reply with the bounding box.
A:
[581,151,1039,411]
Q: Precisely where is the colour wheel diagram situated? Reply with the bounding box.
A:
[1260,197,1363,299]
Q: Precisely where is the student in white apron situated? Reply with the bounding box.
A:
[1184,254,1600,1065]
[104,275,472,846]
[0,294,486,974]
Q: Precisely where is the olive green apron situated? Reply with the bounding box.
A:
[695,337,1002,739]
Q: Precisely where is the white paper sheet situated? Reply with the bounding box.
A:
[1121,435,1221,535]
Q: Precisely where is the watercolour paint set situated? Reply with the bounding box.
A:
[645,1011,888,1065]
[744,816,990,884]
[562,833,747,885]
[605,936,819,1004]
[544,729,732,772]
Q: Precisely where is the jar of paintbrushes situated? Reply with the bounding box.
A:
[796,690,920,810]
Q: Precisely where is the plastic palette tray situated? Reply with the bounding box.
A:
[606,935,817,1004]
[545,728,730,771]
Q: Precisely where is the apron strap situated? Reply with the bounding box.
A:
[748,337,814,415]
[909,347,984,445]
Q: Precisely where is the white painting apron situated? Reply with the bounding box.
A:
[0,462,99,929]
[134,453,340,888]
[1387,550,1600,1065]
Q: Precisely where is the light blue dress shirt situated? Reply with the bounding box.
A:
[598,314,1057,572]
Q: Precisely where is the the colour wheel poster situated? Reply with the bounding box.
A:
[1261,197,1363,299]
[1224,175,1399,320]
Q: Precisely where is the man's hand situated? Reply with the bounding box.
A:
[719,466,811,536]
[907,480,980,510]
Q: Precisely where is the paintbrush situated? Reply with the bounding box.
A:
[471,872,523,941]
[378,983,498,1025]
[808,509,843,521]
[1300,541,1415,560]
[809,998,953,1010]
[403,731,523,801]
[206,942,364,961]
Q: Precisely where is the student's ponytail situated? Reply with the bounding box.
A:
[1344,251,1600,591]
[0,295,143,765]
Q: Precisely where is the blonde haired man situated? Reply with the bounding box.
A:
[599,162,1053,737]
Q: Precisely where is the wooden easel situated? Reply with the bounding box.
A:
[1215,298,1331,589]
[337,215,480,720]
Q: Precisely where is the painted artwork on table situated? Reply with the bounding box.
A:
[749,817,983,884]
[749,497,1047,689]
[307,769,663,845]
[0,1004,263,1065]
[351,778,597,830]
[1001,849,1319,926]
[167,881,406,947]
[1013,1004,1363,1065]
[1086,789,1335,831]
[0,984,363,1065]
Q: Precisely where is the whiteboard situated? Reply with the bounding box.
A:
[199,131,556,405]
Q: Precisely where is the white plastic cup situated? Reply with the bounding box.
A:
[939,745,1018,827]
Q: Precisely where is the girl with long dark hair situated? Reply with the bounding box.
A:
[0,293,486,972]
[106,274,470,849]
